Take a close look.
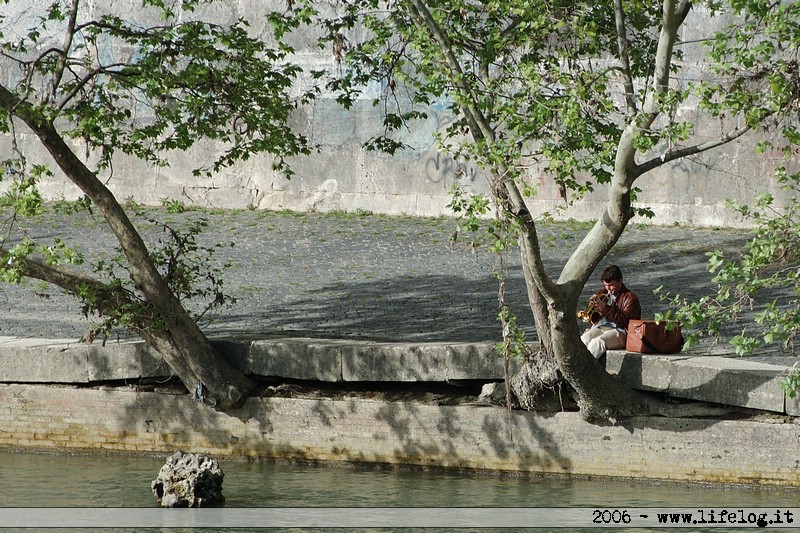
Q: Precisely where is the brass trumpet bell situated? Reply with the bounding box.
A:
[577,292,609,322]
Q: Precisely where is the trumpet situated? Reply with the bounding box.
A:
[577,292,609,322]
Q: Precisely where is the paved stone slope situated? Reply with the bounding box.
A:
[0,207,758,350]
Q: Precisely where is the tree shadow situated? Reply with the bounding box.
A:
[202,224,753,351]
[204,269,535,344]
[111,387,575,477]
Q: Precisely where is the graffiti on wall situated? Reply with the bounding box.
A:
[425,153,480,188]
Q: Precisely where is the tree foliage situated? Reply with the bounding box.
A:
[0,0,316,408]
[305,1,659,199]
[284,0,800,419]
[660,170,800,355]
[656,0,800,356]
[1,0,313,175]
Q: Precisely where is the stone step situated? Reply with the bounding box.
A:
[606,351,800,416]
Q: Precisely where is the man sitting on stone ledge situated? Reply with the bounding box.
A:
[580,265,641,359]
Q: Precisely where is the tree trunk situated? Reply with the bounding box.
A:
[549,310,653,421]
[512,221,654,420]
[509,236,566,410]
[1,87,256,409]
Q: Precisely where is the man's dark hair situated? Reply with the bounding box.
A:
[600,265,623,282]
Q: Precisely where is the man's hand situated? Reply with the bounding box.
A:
[590,294,608,314]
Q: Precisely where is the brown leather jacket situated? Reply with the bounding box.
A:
[590,284,641,330]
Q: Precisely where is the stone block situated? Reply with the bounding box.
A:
[606,351,690,391]
[211,340,251,372]
[766,357,800,416]
[609,352,800,414]
[0,340,173,383]
[447,342,508,380]
[245,339,342,381]
[0,344,88,383]
[0,336,80,347]
[341,342,502,382]
[668,357,786,412]
[786,395,800,417]
[86,343,170,381]
[342,342,450,381]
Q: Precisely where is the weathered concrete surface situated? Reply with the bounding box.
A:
[221,339,503,382]
[0,336,504,384]
[1,2,796,227]
[1,383,798,486]
[222,338,345,382]
[607,351,799,415]
[2,336,798,416]
[340,342,502,382]
[0,339,170,383]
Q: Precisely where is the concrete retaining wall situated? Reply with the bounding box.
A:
[2,338,798,486]
[1,383,799,486]
[0,338,505,384]
[2,2,797,227]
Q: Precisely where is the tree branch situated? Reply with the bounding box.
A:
[613,0,637,116]
[517,211,559,302]
[634,123,753,177]
[406,0,529,215]
[3,248,139,321]
[560,1,693,293]
[48,0,81,106]
[56,63,131,112]
[615,0,691,188]
[0,82,185,323]
[405,0,491,144]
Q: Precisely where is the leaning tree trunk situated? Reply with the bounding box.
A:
[20,253,255,408]
[509,237,566,410]
[513,211,659,421]
[3,88,257,409]
[535,0,692,421]
[548,309,653,421]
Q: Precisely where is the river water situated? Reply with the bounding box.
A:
[2,450,798,532]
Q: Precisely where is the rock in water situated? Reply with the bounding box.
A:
[151,451,225,507]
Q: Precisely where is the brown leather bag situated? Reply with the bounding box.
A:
[626,319,684,354]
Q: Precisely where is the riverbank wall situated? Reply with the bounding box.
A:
[1,337,798,487]
[1,383,799,487]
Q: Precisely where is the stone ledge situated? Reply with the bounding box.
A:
[0,340,170,383]
[340,342,501,382]
[3,336,798,417]
[607,351,800,415]
[0,337,506,384]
